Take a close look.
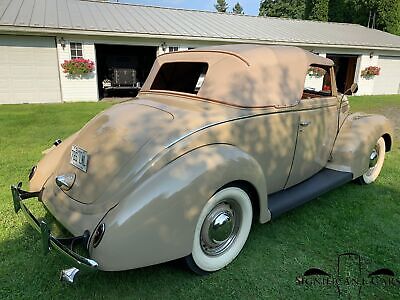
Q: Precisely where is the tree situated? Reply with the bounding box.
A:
[259,0,400,35]
[214,0,229,13]
[328,0,400,35]
[305,0,329,21]
[259,0,306,19]
[371,0,400,35]
[232,2,244,14]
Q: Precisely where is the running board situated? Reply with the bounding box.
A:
[268,168,353,219]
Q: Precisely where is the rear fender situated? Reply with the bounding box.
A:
[327,113,393,178]
[90,144,267,271]
[29,133,78,191]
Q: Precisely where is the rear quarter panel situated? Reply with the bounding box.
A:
[90,144,267,271]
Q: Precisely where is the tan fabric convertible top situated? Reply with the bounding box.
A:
[141,44,334,108]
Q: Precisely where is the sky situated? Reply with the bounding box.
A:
[124,0,260,16]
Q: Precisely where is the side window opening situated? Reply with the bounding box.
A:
[150,62,208,95]
[302,65,332,99]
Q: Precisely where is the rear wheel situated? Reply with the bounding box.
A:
[357,137,386,184]
[186,187,253,274]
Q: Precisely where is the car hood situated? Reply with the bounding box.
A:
[50,94,242,205]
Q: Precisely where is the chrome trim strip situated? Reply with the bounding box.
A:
[164,101,337,150]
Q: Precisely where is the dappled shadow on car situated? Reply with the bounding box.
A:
[2,51,398,297]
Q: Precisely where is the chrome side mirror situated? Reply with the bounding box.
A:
[343,83,358,95]
[350,82,358,94]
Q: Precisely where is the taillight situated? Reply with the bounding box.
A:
[28,165,37,181]
[93,223,105,248]
[55,173,76,191]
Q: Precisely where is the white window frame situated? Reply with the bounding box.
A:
[70,42,84,59]
[168,46,179,53]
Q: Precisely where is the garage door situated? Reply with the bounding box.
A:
[0,35,61,104]
[373,56,400,95]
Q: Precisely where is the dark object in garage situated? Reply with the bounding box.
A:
[96,44,157,98]
[114,68,137,87]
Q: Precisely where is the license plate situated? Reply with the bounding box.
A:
[70,145,88,172]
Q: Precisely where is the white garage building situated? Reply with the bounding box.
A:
[1,0,400,104]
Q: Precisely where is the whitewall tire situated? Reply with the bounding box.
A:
[186,186,253,274]
[357,137,386,184]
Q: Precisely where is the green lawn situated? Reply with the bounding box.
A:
[0,96,399,299]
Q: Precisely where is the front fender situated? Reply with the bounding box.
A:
[90,144,267,271]
[327,113,393,178]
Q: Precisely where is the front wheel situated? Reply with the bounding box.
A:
[186,187,253,274]
[356,137,386,184]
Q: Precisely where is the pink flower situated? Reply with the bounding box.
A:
[61,58,95,76]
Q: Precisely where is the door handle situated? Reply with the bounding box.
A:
[299,120,311,127]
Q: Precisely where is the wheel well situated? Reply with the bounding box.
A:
[382,133,392,152]
[221,180,260,222]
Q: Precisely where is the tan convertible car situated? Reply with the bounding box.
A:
[12,45,393,281]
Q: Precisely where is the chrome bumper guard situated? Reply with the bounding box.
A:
[11,183,99,270]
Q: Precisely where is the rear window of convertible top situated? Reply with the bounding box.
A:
[150,62,208,95]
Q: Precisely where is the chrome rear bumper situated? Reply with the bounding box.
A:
[11,183,98,270]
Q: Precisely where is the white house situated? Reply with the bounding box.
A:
[1,0,400,104]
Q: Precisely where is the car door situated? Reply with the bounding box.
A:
[285,71,338,188]
[216,111,299,195]
[285,97,338,188]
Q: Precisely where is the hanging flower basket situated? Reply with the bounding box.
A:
[361,66,380,79]
[307,66,326,78]
[61,58,95,77]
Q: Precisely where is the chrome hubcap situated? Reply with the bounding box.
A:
[200,201,241,256]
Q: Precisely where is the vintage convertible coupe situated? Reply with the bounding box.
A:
[12,45,393,281]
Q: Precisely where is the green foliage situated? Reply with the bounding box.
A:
[214,0,228,13]
[374,0,400,35]
[327,0,353,23]
[337,0,400,35]
[259,0,306,19]
[305,0,329,21]
[260,0,400,35]
[232,2,244,14]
